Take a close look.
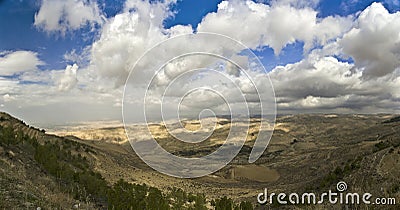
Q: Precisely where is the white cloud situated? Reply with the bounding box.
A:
[270,55,400,112]
[90,0,354,88]
[4,0,400,125]
[3,94,15,102]
[269,0,320,8]
[197,0,353,54]
[59,64,79,91]
[34,0,104,34]
[78,0,400,120]
[339,2,400,78]
[0,64,123,125]
[0,51,44,76]
[87,0,353,91]
[90,1,172,86]
[63,47,91,65]
[90,0,204,88]
[0,78,19,98]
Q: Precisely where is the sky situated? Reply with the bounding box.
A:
[0,0,400,126]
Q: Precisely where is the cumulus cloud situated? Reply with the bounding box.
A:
[339,2,400,78]
[59,64,79,91]
[34,0,104,33]
[271,56,357,99]
[0,51,44,76]
[4,0,400,125]
[197,0,353,54]
[270,55,400,112]
[3,94,15,102]
[90,0,353,87]
[90,0,176,86]
[88,0,400,117]
[0,63,123,125]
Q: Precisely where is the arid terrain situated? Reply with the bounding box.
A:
[1,112,399,209]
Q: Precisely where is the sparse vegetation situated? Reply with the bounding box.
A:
[374,141,391,152]
[0,122,251,209]
[211,196,254,210]
[2,113,399,209]
[318,157,361,190]
[382,116,400,124]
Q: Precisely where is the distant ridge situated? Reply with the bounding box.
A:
[383,115,400,124]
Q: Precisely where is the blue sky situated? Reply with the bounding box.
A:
[2,0,397,71]
[0,0,400,125]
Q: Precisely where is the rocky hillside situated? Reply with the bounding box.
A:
[0,112,252,209]
[0,112,100,208]
[51,114,400,209]
[1,112,400,209]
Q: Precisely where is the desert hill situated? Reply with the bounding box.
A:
[1,112,400,209]
[0,112,250,209]
[53,114,400,209]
